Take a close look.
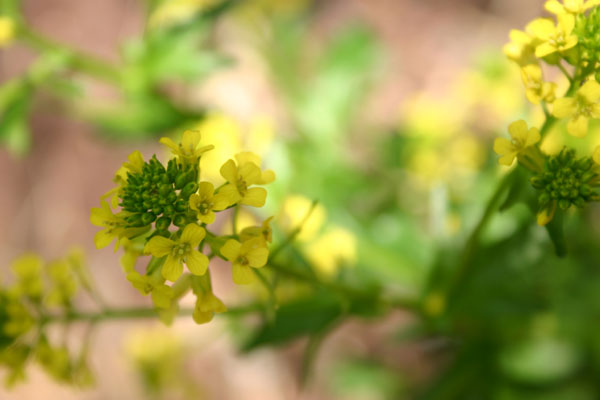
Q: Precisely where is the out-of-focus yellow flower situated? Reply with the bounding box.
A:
[593,146,600,164]
[529,15,578,58]
[197,115,244,183]
[306,227,356,277]
[148,0,219,28]
[553,80,600,137]
[279,195,326,242]
[240,216,273,245]
[0,16,15,47]
[189,182,230,224]
[220,238,268,285]
[11,254,44,300]
[160,130,214,167]
[448,136,486,171]
[219,158,267,207]
[545,0,598,14]
[102,150,145,209]
[503,22,542,66]
[402,94,462,139]
[494,120,541,166]
[424,292,446,317]
[89,201,130,250]
[144,223,209,282]
[45,260,78,307]
[193,290,226,324]
[521,64,557,104]
[126,270,174,309]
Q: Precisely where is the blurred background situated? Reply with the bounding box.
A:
[4,0,600,399]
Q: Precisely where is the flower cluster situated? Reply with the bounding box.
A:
[496,0,600,225]
[91,129,275,324]
[0,250,94,387]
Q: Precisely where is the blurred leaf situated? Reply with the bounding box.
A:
[242,290,343,351]
[0,79,32,155]
[329,359,405,400]
[546,210,567,257]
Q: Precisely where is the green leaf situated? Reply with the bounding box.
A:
[241,291,343,351]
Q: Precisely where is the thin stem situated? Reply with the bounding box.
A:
[557,61,573,83]
[231,205,239,235]
[269,200,319,259]
[253,268,277,322]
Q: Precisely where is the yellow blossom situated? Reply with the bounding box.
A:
[240,216,274,245]
[126,270,174,309]
[0,16,15,47]
[279,195,326,242]
[219,159,267,207]
[11,254,44,300]
[160,130,214,167]
[545,0,598,14]
[594,146,600,164]
[306,227,357,277]
[220,238,269,285]
[102,150,145,208]
[89,201,127,250]
[234,152,275,184]
[553,80,600,137]
[503,22,542,66]
[144,223,209,282]
[521,64,556,104]
[188,182,230,224]
[193,290,226,324]
[529,15,578,58]
[494,120,541,166]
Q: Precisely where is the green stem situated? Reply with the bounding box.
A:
[17,25,122,84]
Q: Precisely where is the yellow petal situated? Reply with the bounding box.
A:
[509,29,532,45]
[558,13,575,33]
[94,230,115,249]
[193,310,214,324]
[493,137,514,156]
[537,202,556,226]
[197,211,216,225]
[220,239,241,261]
[181,129,201,150]
[180,223,205,247]
[220,159,238,182]
[232,264,254,285]
[499,153,517,166]
[593,146,600,165]
[234,151,262,166]
[212,193,230,211]
[246,247,269,268]
[535,42,557,58]
[161,254,183,282]
[552,97,577,118]
[159,137,178,152]
[528,18,555,40]
[216,184,240,206]
[144,236,175,257]
[152,286,173,309]
[578,80,600,103]
[241,187,267,207]
[525,127,541,147]
[260,170,276,184]
[186,250,209,275]
[545,0,565,14]
[508,120,529,142]
[238,162,262,185]
[567,115,588,137]
[198,181,214,198]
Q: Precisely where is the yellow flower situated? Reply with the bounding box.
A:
[89,201,127,250]
[193,290,227,324]
[234,152,276,184]
[529,15,578,58]
[159,130,214,167]
[0,16,15,47]
[494,120,541,166]
[594,146,600,164]
[306,227,357,277]
[45,260,78,307]
[521,64,556,105]
[553,80,600,137]
[220,238,269,285]
[219,159,267,207]
[279,195,326,242]
[11,254,44,300]
[126,270,174,309]
[102,150,145,208]
[240,216,274,245]
[503,22,542,66]
[144,223,209,282]
[188,182,230,224]
[545,0,598,14]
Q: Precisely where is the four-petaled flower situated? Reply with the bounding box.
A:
[219,159,267,207]
[144,223,209,282]
[521,64,556,105]
[494,120,541,166]
[126,270,174,309]
[553,80,600,137]
[545,0,598,15]
[189,182,230,224]
[193,290,227,324]
[90,201,128,250]
[220,239,269,285]
[160,130,214,166]
[240,216,274,245]
[529,14,578,58]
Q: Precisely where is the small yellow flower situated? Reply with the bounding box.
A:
[529,14,578,58]
[193,290,227,324]
[234,152,276,184]
[593,146,600,164]
[89,201,127,250]
[102,150,145,208]
[144,223,209,282]
[160,130,214,167]
[503,24,541,66]
[45,260,78,307]
[240,216,274,245]
[553,80,600,137]
[494,120,541,166]
[220,238,269,285]
[306,227,357,277]
[219,159,267,207]
[188,182,230,224]
[0,16,16,47]
[545,0,598,14]
[11,254,44,300]
[126,270,174,309]
[521,64,556,104]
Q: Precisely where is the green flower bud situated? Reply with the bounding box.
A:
[181,182,198,199]
[141,213,156,225]
[173,214,187,227]
[156,216,171,231]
